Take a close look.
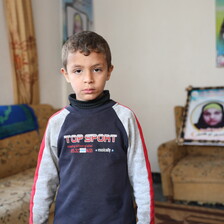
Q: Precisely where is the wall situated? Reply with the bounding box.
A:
[0,0,63,108]
[0,0,13,104]
[32,0,63,108]
[0,0,223,172]
[94,0,224,172]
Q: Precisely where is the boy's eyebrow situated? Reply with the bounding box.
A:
[70,63,104,69]
[91,63,104,67]
[70,64,82,68]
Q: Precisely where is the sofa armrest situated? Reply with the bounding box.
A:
[30,104,59,138]
[157,139,187,199]
[0,104,59,179]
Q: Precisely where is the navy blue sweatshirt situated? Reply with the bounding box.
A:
[30,91,154,224]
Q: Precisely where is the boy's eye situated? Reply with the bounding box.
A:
[74,69,82,74]
[94,68,102,72]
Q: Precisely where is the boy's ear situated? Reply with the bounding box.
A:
[61,68,70,83]
[107,65,114,81]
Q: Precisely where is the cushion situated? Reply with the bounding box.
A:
[186,145,224,157]
[0,131,40,178]
[0,168,35,224]
[171,155,224,183]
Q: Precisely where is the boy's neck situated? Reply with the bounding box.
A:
[69,90,110,109]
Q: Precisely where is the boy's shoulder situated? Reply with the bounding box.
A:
[112,102,136,119]
[47,107,70,125]
[112,103,140,133]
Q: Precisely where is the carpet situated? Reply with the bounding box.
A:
[155,201,224,224]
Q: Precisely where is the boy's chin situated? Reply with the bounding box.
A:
[77,94,101,102]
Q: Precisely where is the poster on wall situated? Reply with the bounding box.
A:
[62,0,93,43]
[216,0,224,67]
[178,86,224,146]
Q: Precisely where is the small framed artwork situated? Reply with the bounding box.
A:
[178,86,224,146]
[216,0,224,67]
[62,0,93,43]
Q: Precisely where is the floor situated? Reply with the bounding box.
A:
[152,173,224,210]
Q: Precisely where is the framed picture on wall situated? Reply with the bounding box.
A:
[178,86,224,146]
[216,0,224,67]
[62,0,93,43]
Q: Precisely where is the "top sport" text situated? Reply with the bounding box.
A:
[64,134,117,143]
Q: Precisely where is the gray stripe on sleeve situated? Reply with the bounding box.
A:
[32,108,70,224]
[112,103,152,224]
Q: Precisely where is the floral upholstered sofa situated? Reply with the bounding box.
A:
[0,104,57,224]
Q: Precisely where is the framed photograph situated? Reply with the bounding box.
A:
[62,0,93,43]
[216,0,224,67]
[178,86,224,146]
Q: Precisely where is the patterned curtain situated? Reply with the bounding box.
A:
[3,0,39,104]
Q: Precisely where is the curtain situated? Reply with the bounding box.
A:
[4,0,39,104]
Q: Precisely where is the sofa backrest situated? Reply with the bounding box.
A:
[0,104,58,179]
[174,106,224,157]
[174,106,184,138]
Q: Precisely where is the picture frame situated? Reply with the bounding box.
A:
[216,0,224,67]
[178,86,224,146]
[62,0,93,43]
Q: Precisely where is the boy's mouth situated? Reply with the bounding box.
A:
[83,88,95,94]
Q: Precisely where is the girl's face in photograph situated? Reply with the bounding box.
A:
[203,108,223,126]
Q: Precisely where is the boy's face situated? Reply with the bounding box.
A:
[61,51,113,101]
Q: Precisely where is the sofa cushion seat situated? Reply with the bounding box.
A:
[170,155,224,203]
[171,155,224,183]
[0,168,35,224]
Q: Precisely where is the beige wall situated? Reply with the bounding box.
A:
[0,0,13,104]
[0,0,223,172]
[0,0,63,108]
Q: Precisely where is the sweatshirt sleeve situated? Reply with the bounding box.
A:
[113,104,155,224]
[29,109,68,224]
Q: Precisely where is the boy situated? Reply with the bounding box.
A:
[29,31,154,224]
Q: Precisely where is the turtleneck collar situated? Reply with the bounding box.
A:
[69,90,110,109]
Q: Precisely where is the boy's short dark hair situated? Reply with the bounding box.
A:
[62,31,112,70]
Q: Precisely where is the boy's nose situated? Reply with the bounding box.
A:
[83,71,93,83]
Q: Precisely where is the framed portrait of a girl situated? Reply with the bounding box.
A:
[62,0,93,43]
[178,86,224,146]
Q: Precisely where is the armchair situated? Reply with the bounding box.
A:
[158,106,224,203]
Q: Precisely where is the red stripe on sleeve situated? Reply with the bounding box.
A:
[29,132,46,224]
[29,109,63,224]
[134,116,155,224]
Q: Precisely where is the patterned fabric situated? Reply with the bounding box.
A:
[0,168,34,224]
[3,0,39,104]
[157,140,187,197]
[0,104,38,140]
[0,104,57,224]
[172,155,224,182]
[0,105,57,179]
[174,106,184,138]
[186,145,224,157]
[0,169,55,224]
[0,130,40,179]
